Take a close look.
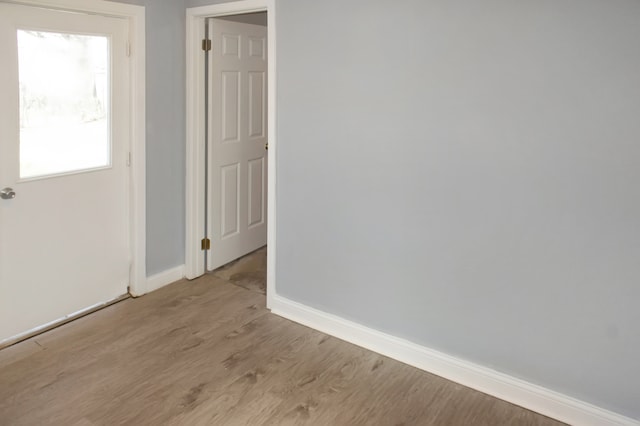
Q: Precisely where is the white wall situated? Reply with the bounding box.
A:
[275,0,640,419]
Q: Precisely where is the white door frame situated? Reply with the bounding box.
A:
[186,0,276,308]
[1,0,147,296]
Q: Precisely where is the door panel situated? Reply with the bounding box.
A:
[221,163,240,238]
[248,71,265,138]
[221,71,240,142]
[208,18,267,270]
[0,4,130,344]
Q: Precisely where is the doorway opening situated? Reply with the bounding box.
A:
[185,0,276,308]
[205,12,268,274]
[205,12,268,294]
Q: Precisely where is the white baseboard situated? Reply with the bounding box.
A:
[270,295,638,426]
[144,265,185,294]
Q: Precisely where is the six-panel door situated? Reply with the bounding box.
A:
[208,17,268,270]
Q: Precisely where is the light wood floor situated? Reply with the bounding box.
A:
[0,249,563,425]
[212,246,267,295]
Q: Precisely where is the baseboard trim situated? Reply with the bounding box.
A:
[144,265,185,294]
[270,295,638,426]
[0,294,130,350]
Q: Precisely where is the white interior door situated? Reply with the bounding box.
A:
[207,18,267,270]
[0,4,131,344]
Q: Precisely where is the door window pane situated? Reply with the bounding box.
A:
[17,30,110,179]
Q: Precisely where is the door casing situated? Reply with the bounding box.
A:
[185,0,276,308]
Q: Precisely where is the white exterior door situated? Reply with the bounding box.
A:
[0,4,131,344]
[207,18,267,270]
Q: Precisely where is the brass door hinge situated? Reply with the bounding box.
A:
[201,238,211,250]
[202,39,212,51]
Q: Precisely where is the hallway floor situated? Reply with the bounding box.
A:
[212,246,267,295]
[0,250,563,425]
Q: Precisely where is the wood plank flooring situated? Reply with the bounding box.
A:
[212,246,267,295]
[0,250,564,425]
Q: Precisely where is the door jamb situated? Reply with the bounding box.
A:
[1,0,146,296]
[185,0,276,309]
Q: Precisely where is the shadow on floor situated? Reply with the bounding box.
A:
[211,246,266,294]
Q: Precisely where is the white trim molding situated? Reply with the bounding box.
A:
[271,295,639,426]
[185,3,208,280]
[265,0,277,310]
[146,265,185,293]
[185,0,276,309]
[2,0,146,296]
[125,2,147,297]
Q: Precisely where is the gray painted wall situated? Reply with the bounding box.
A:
[275,0,640,419]
[217,12,267,27]
[185,0,233,7]
[108,0,187,275]
[106,0,245,275]
[113,0,231,277]
[110,0,639,418]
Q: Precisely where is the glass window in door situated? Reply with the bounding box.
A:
[17,30,110,179]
